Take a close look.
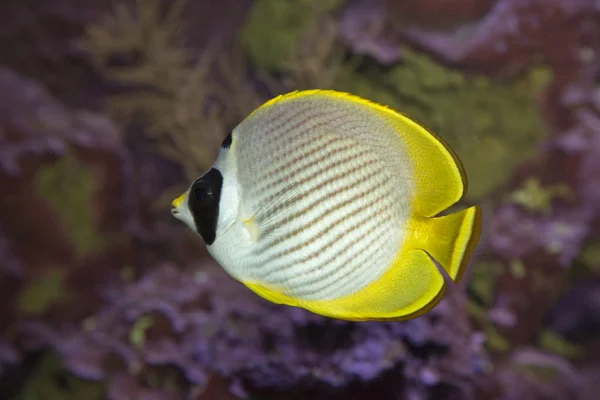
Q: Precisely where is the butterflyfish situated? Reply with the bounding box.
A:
[171,89,482,321]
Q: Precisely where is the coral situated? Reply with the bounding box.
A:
[0,66,133,281]
[578,117,600,214]
[78,0,227,180]
[0,67,133,277]
[381,0,495,30]
[508,260,527,279]
[0,0,111,105]
[0,337,20,377]
[338,1,402,65]
[508,178,572,216]
[106,372,182,400]
[18,263,485,399]
[241,0,346,70]
[35,154,108,256]
[490,205,591,268]
[496,349,587,400]
[483,202,591,348]
[577,238,600,274]
[468,260,505,307]
[546,278,600,343]
[0,66,139,393]
[18,352,106,400]
[334,48,549,200]
[537,330,583,360]
[17,270,68,317]
[403,0,600,83]
[0,226,22,277]
[339,0,600,79]
[278,14,346,91]
[0,66,129,214]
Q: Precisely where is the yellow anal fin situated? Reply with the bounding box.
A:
[340,248,448,321]
[243,281,300,307]
[321,248,447,321]
[242,247,447,322]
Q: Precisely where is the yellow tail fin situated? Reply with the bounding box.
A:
[422,205,483,284]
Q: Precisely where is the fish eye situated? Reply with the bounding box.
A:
[193,181,214,206]
[187,168,223,245]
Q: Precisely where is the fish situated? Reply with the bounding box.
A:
[171,89,483,321]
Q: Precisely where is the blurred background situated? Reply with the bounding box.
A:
[1,0,599,399]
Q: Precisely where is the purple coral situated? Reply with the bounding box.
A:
[15,263,483,398]
[0,337,20,376]
[578,130,600,214]
[489,205,591,268]
[0,227,22,277]
[489,205,543,260]
[339,1,402,65]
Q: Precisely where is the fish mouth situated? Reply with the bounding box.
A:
[170,192,187,217]
[171,192,186,207]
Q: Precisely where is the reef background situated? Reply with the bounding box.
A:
[1,0,600,399]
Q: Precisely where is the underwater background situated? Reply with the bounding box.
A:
[1,0,600,399]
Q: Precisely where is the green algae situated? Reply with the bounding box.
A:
[509,259,527,279]
[468,260,505,306]
[334,48,551,200]
[19,352,105,400]
[129,315,154,348]
[120,265,136,282]
[83,316,97,331]
[144,370,180,393]
[467,301,513,353]
[241,0,345,70]
[509,178,554,214]
[484,324,512,353]
[576,237,600,274]
[513,364,560,380]
[538,330,583,360]
[508,178,572,215]
[465,260,516,353]
[466,300,488,320]
[529,267,560,293]
[17,269,68,316]
[34,154,106,256]
[466,262,514,354]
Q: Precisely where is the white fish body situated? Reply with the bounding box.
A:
[172,90,482,321]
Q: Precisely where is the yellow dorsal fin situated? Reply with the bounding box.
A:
[248,89,467,218]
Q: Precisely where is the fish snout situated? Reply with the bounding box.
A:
[171,192,187,215]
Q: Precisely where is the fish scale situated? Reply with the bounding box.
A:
[233,99,409,300]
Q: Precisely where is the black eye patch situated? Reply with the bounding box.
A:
[187,168,223,245]
[221,131,233,148]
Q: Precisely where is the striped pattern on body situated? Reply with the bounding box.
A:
[231,94,416,301]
